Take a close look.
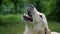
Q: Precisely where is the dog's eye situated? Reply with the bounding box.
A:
[39,15,43,19]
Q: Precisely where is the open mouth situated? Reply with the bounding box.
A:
[23,5,34,22]
[23,11,33,22]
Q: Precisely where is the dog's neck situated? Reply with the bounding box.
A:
[25,21,34,29]
[26,22,44,34]
[26,21,44,31]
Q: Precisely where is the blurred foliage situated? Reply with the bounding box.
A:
[0,0,60,22]
[47,0,60,22]
[0,14,23,24]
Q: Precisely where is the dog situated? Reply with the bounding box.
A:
[23,5,60,34]
[23,5,51,34]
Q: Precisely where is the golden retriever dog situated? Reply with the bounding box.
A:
[23,5,60,34]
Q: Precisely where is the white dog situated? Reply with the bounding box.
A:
[23,5,60,34]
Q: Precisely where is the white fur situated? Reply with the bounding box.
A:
[23,6,60,34]
[51,32,60,34]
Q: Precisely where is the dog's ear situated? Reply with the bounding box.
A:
[45,28,47,34]
[38,31,40,34]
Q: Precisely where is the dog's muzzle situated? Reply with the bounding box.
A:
[23,5,34,22]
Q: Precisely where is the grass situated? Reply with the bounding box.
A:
[0,14,60,34]
[0,23,25,34]
[0,14,25,34]
[48,21,60,32]
[0,14,23,23]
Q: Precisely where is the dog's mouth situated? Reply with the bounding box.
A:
[23,11,33,22]
[23,5,34,22]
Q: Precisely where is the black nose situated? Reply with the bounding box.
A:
[30,5,34,9]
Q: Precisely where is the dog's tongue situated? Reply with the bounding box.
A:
[23,15,33,21]
[24,14,32,18]
[24,15,32,18]
[23,13,33,22]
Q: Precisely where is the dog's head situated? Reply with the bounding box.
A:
[23,5,47,24]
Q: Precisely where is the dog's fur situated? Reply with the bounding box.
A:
[23,5,60,34]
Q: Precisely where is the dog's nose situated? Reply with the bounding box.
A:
[30,5,34,9]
